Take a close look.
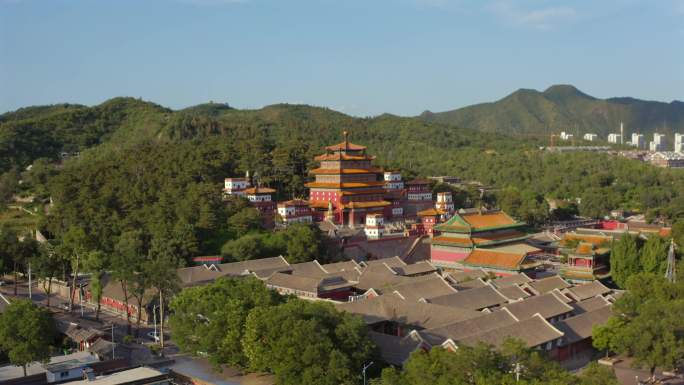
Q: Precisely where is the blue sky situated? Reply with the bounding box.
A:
[1,0,682,116]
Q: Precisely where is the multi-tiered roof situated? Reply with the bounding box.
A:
[307,132,391,224]
[432,211,529,246]
[430,210,540,274]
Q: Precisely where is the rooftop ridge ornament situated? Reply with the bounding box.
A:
[343,130,349,151]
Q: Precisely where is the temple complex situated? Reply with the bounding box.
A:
[306,132,392,226]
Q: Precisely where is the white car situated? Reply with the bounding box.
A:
[146,331,160,342]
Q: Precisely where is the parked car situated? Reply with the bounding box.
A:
[59,302,70,311]
[146,331,160,342]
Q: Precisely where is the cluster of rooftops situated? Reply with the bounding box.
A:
[334,260,618,366]
[171,253,618,367]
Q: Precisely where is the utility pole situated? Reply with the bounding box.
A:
[153,305,158,343]
[159,290,165,356]
[27,262,31,300]
[111,324,115,358]
[79,284,84,318]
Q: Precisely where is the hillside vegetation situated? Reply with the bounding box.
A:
[1,98,683,259]
[421,84,684,137]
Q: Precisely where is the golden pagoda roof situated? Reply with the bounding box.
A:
[325,141,367,151]
[310,167,383,175]
[305,181,386,189]
[314,153,375,161]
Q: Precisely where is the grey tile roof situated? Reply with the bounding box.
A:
[525,275,570,294]
[571,296,612,314]
[353,264,435,292]
[392,274,458,301]
[502,292,574,321]
[176,256,291,286]
[321,260,362,273]
[459,314,564,348]
[454,278,488,291]
[494,284,531,301]
[392,261,437,276]
[289,260,329,278]
[363,256,407,268]
[445,269,489,283]
[423,309,519,343]
[265,272,353,294]
[427,285,508,311]
[555,305,612,345]
[337,294,481,329]
[563,280,612,301]
[490,273,532,288]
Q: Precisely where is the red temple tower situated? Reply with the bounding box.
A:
[307,132,390,226]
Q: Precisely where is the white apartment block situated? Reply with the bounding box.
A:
[650,133,666,152]
[675,133,684,153]
[583,133,598,141]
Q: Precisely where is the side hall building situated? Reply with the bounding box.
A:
[430,210,541,276]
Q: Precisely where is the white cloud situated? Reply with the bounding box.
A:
[487,1,578,29]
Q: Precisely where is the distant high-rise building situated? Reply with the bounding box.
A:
[675,133,684,153]
[608,133,621,144]
[583,133,598,141]
[650,133,666,152]
[631,133,645,149]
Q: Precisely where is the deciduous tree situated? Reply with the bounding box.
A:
[610,234,641,288]
[243,300,374,385]
[170,277,283,368]
[0,300,56,376]
[593,273,684,379]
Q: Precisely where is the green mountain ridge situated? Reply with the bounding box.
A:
[420,84,684,137]
[0,97,526,176]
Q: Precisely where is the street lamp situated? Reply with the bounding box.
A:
[362,361,373,385]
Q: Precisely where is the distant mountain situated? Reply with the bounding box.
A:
[420,85,684,137]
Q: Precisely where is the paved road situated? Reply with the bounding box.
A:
[0,278,177,355]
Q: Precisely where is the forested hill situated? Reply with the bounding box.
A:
[0,98,528,176]
[3,97,684,258]
[420,85,684,136]
[0,98,171,172]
